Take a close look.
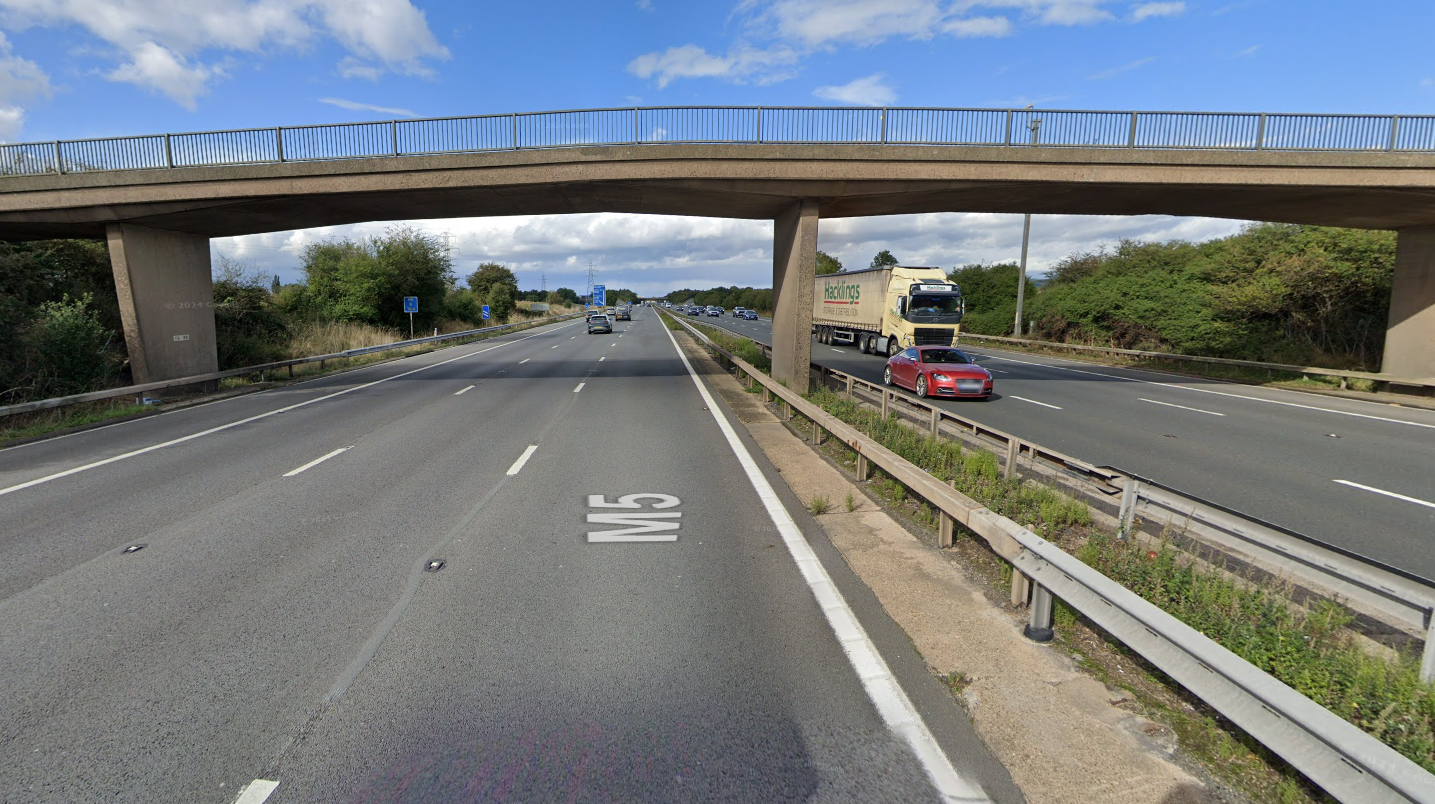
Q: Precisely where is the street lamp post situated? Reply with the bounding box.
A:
[1013,116,1041,337]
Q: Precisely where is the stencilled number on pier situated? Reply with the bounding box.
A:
[585,494,681,542]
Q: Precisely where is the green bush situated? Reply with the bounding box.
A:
[26,294,113,397]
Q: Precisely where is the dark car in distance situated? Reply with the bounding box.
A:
[883,347,992,399]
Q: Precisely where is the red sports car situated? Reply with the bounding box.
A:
[883,346,993,399]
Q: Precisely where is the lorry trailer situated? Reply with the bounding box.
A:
[812,266,965,357]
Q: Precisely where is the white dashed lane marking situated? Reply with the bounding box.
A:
[1333,479,1435,510]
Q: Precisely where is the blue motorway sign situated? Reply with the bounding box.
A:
[403,296,419,313]
[592,285,606,306]
[481,305,491,320]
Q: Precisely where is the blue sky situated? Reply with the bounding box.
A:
[1,0,1428,293]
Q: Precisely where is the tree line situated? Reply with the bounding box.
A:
[950,223,1395,369]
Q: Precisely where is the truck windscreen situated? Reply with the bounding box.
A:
[906,294,963,322]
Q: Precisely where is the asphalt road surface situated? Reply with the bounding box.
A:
[697,312,1435,580]
[0,309,1020,804]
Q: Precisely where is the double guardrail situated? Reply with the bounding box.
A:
[0,313,584,419]
[660,307,1435,803]
[687,313,1435,681]
[5,105,1435,177]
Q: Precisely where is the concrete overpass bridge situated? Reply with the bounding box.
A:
[2,106,1435,389]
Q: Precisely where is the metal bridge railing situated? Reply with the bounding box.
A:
[5,105,1435,177]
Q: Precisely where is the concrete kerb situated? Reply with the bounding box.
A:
[658,308,1435,804]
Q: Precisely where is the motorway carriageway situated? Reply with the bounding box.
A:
[701,314,1435,581]
[0,309,1020,804]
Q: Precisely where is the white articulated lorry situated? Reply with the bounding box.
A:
[811,266,966,357]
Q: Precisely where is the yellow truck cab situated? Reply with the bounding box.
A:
[812,266,965,357]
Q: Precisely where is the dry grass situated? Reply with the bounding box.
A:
[285,321,402,357]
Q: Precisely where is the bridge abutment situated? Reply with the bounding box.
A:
[771,199,819,390]
[1384,227,1435,381]
[107,223,218,385]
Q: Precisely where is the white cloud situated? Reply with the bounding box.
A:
[1130,2,1185,21]
[627,44,798,88]
[337,56,384,81]
[1233,43,1261,57]
[106,42,216,109]
[813,73,895,105]
[0,0,449,107]
[212,212,1250,296]
[318,97,416,117]
[943,16,1013,37]
[0,103,24,140]
[631,1,1133,88]
[1088,56,1154,80]
[0,30,48,139]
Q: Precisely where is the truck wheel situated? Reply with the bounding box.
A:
[860,334,872,354]
[886,337,899,357]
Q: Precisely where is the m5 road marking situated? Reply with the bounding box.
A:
[506,445,538,476]
[232,779,279,803]
[283,446,351,477]
[586,493,681,542]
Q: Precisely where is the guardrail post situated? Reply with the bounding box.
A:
[763,386,771,404]
[633,107,640,144]
[276,128,284,162]
[757,106,763,143]
[938,511,954,548]
[1004,110,1013,145]
[880,389,889,418]
[929,407,940,436]
[1389,115,1401,152]
[1255,113,1267,150]
[1118,477,1140,537]
[512,114,519,149]
[1024,583,1055,642]
[391,121,399,156]
[880,107,888,143]
[1011,572,1031,609]
[855,453,870,481]
[811,419,821,445]
[1417,618,1435,684]
[164,134,173,168]
[1004,439,1019,478]
[52,141,62,174]
[1128,112,1139,148]
[844,376,853,399]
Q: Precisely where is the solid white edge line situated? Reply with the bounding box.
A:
[0,322,578,498]
[232,779,279,804]
[1138,398,1225,416]
[658,319,988,804]
[282,446,352,477]
[506,445,538,476]
[454,385,476,395]
[979,350,1435,430]
[519,358,530,364]
[1333,479,1435,510]
[574,382,585,393]
[1010,395,1063,410]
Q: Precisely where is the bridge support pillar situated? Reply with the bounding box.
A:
[772,199,819,390]
[107,223,218,385]
[1384,227,1435,382]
